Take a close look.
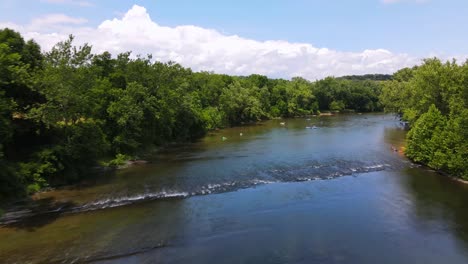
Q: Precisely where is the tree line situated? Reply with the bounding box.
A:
[0,28,408,199]
[338,74,392,81]
[380,59,468,179]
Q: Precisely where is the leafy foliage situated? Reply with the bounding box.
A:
[381,58,468,179]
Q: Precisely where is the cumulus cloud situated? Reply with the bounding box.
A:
[1,5,423,79]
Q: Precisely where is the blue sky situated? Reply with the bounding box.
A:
[1,0,467,79]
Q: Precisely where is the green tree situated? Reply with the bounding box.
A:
[406,104,446,164]
[220,81,265,125]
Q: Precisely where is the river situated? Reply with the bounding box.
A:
[1,113,468,263]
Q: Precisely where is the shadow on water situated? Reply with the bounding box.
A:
[0,197,79,231]
[402,167,468,250]
[383,126,407,148]
[0,169,120,230]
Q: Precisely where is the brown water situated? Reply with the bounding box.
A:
[1,113,468,264]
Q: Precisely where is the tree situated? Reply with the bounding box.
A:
[406,104,446,164]
[220,81,265,125]
[0,91,13,158]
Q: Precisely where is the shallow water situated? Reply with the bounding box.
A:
[1,114,468,263]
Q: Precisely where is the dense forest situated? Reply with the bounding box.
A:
[380,59,468,179]
[0,28,466,200]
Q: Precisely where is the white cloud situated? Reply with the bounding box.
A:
[31,14,88,27]
[40,0,93,7]
[0,5,425,79]
[6,14,90,34]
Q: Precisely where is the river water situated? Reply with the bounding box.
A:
[1,113,468,263]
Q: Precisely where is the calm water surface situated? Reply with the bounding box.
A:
[1,114,468,263]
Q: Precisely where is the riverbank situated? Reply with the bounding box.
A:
[432,167,468,185]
